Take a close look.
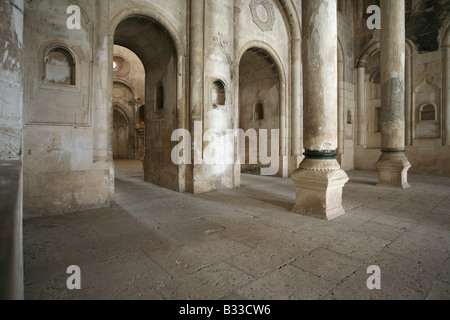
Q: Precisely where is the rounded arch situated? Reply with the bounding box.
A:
[356,42,380,68]
[112,102,133,125]
[38,41,80,87]
[419,103,437,122]
[238,41,286,91]
[109,7,186,191]
[109,7,185,59]
[274,0,302,39]
[357,39,417,68]
[238,43,287,175]
[238,41,287,144]
[113,79,137,100]
[439,17,450,48]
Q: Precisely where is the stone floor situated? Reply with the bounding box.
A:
[23,160,450,300]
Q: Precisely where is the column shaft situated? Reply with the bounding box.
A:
[357,67,366,146]
[444,44,450,146]
[93,0,110,162]
[291,0,348,221]
[376,0,411,189]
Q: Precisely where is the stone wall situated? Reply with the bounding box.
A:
[0,0,24,299]
[0,0,23,161]
[23,0,113,217]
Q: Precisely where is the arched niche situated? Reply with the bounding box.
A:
[254,102,264,120]
[154,81,164,112]
[212,80,226,108]
[413,79,440,139]
[43,46,76,86]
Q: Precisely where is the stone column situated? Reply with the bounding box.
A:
[186,0,204,193]
[291,0,348,221]
[0,0,24,300]
[444,31,450,146]
[291,38,302,166]
[233,6,241,187]
[375,0,411,189]
[93,0,111,163]
[357,67,366,146]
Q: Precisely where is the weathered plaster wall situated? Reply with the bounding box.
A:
[0,0,23,161]
[23,0,113,217]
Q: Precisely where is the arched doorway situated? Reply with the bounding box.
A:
[112,105,133,159]
[238,47,282,176]
[113,15,180,191]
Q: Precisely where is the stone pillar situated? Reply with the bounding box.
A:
[186,0,204,193]
[375,0,411,189]
[233,6,241,187]
[357,67,366,146]
[444,30,450,146]
[93,0,111,162]
[291,38,302,166]
[405,44,413,146]
[0,0,24,300]
[291,0,348,221]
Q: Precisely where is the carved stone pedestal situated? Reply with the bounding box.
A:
[291,159,349,221]
[376,151,411,189]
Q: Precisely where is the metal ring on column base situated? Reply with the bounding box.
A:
[303,150,337,160]
[381,148,406,153]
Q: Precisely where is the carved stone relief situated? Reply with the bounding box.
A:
[249,0,276,32]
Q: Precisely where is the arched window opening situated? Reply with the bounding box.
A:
[347,110,352,125]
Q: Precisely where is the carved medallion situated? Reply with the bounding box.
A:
[250,0,276,32]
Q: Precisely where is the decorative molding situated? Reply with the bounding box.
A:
[249,0,276,32]
[212,32,232,64]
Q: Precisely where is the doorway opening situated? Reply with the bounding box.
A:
[238,47,281,176]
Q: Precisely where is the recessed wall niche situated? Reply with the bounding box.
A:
[420,104,436,121]
[29,42,90,126]
[254,102,264,120]
[413,78,440,139]
[44,46,75,85]
[415,103,439,138]
[154,81,164,112]
[212,80,226,108]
